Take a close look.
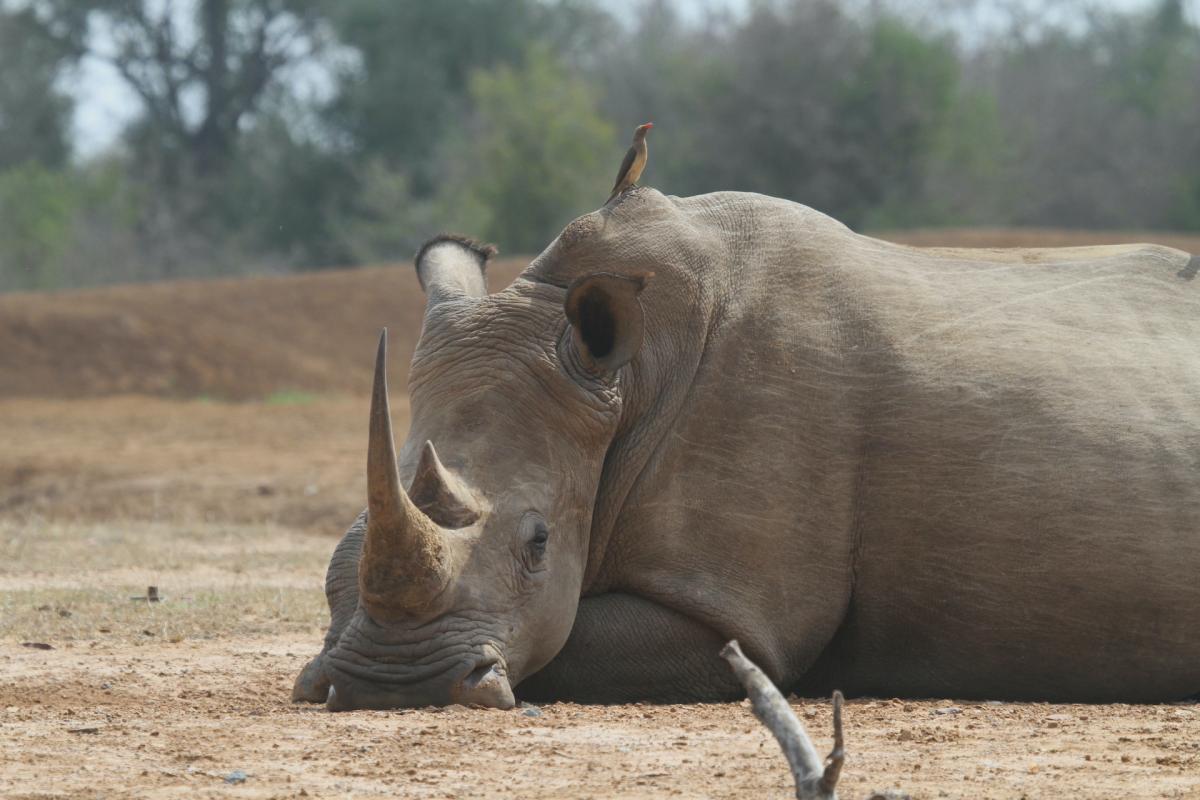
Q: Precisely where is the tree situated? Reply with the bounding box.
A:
[454,45,616,252]
[0,6,74,168]
[685,1,961,228]
[1107,0,1190,116]
[26,0,327,182]
[226,107,359,266]
[0,162,75,289]
[968,0,1200,229]
[6,0,341,277]
[321,0,613,197]
[835,15,960,227]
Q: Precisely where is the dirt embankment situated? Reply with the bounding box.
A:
[0,258,527,401]
[2,228,1196,403]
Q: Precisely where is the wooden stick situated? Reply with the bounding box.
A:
[720,640,843,800]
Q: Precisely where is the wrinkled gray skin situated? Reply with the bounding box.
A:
[294,189,1200,710]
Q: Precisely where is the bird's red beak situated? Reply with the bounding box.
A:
[641,122,654,130]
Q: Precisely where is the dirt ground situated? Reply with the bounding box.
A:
[2,500,1198,800]
[3,230,1200,798]
[3,398,1198,799]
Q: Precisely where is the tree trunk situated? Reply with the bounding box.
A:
[194,0,231,176]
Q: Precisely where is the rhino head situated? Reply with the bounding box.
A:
[318,233,650,710]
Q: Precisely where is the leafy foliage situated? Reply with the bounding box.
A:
[319,0,545,189]
[0,7,73,169]
[3,0,1200,291]
[0,163,75,289]
[459,45,616,252]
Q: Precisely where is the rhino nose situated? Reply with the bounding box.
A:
[324,662,512,711]
[450,660,514,709]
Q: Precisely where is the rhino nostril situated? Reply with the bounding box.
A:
[463,660,502,689]
[453,659,514,709]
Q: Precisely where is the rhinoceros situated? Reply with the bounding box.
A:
[293,189,1200,710]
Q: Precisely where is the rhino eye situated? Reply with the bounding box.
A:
[530,522,550,556]
[521,512,550,566]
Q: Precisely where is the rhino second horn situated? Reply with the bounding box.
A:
[360,329,452,614]
[409,441,480,528]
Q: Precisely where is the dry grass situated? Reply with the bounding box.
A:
[0,518,331,645]
[0,395,385,533]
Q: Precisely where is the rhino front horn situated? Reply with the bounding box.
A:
[359,330,452,615]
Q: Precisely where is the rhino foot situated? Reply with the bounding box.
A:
[292,654,332,703]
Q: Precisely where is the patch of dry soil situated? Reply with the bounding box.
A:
[2,636,1199,799]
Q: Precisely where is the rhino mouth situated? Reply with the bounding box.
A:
[324,649,515,711]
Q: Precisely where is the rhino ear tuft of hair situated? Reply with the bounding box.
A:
[564,272,651,373]
[414,234,497,301]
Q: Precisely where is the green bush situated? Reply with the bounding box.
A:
[458,45,617,252]
[0,163,76,291]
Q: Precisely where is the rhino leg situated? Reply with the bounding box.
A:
[516,592,745,703]
[292,512,367,703]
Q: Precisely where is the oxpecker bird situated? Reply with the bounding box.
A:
[606,122,653,204]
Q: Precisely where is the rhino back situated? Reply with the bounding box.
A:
[570,191,1199,700]
[816,234,1200,699]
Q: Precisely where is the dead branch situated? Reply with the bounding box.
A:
[720,639,843,800]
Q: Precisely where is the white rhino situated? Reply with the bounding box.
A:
[294,189,1200,710]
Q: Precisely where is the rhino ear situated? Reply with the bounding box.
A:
[564,272,652,373]
[414,234,498,304]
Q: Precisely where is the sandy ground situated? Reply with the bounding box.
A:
[2,399,1198,799]
[4,634,1198,800]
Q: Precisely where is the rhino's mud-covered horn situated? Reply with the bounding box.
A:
[360,330,452,614]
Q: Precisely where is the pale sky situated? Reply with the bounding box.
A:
[68,0,1194,159]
